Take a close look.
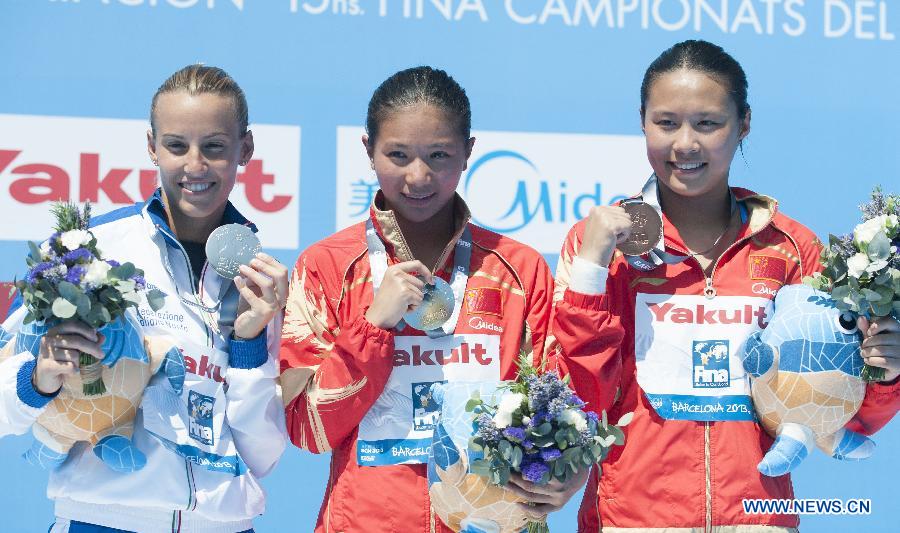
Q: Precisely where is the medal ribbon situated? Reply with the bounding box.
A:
[365,218,471,338]
[623,175,735,272]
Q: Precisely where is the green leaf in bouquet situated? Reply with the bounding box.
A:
[532,422,552,437]
[555,430,569,450]
[27,241,42,262]
[116,262,136,281]
[511,445,523,469]
[116,279,136,293]
[470,458,493,477]
[465,398,482,413]
[553,459,566,478]
[617,412,634,427]
[872,301,894,318]
[608,425,626,446]
[860,288,883,303]
[51,297,77,319]
[601,410,608,430]
[57,280,83,303]
[499,439,512,460]
[831,285,851,301]
[74,293,91,318]
[567,427,580,444]
[498,465,511,486]
[468,437,484,453]
[23,312,35,325]
[867,232,890,261]
[874,270,892,285]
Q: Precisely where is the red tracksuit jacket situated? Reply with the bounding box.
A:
[280,194,556,532]
[552,188,900,532]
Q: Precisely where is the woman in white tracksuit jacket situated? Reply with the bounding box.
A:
[0,64,288,533]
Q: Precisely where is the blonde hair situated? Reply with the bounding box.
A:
[150,64,249,136]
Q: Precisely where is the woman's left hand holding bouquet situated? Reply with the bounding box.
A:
[232,253,289,340]
[857,316,900,383]
[33,320,105,395]
[506,465,591,520]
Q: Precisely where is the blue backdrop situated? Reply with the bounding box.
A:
[1,0,898,531]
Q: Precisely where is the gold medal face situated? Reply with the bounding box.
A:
[404,277,455,331]
[618,202,663,257]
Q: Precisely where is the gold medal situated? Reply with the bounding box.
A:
[404,278,455,331]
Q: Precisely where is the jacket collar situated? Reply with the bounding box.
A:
[368,190,472,272]
[142,188,258,239]
[660,186,778,251]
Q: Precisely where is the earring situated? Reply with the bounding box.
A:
[239,160,248,166]
[151,159,158,166]
[369,160,375,170]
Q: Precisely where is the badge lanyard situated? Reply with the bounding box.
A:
[623,175,735,272]
[365,219,471,338]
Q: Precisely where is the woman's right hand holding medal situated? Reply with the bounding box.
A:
[34,320,105,395]
[578,206,633,266]
[365,260,434,329]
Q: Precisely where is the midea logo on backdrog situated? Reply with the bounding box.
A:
[462,149,621,234]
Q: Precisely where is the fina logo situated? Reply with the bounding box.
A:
[463,150,615,234]
[692,340,731,389]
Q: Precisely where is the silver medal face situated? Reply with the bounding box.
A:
[404,277,455,332]
[205,223,261,279]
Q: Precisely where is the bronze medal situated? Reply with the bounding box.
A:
[617,202,663,257]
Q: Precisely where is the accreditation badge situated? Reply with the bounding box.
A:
[357,333,501,466]
[634,293,773,421]
[141,337,248,475]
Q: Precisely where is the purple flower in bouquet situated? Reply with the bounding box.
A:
[25,261,55,283]
[522,460,550,484]
[539,448,561,462]
[65,265,86,285]
[62,248,94,263]
[475,413,501,444]
[503,427,527,442]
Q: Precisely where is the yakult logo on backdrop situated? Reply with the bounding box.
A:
[0,114,300,249]
[335,127,650,254]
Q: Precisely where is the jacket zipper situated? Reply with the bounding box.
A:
[667,210,774,532]
[155,223,216,513]
[704,422,712,533]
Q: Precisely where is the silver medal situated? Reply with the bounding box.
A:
[404,277,455,332]
[205,223,261,279]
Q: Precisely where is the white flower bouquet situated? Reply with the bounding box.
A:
[805,187,900,381]
[14,202,164,394]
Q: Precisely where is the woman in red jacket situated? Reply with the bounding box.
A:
[553,40,900,532]
[279,66,587,532]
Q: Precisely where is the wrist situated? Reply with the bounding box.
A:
[577,242,614,267]
[32,366,61,397]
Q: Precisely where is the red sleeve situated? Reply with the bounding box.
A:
[845,377,900,435]
[279,251,394,454]
[550,221,625,414]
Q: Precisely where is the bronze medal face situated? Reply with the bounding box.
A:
[618,202,662,256]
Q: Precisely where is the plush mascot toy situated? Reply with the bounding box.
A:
[1,312,184,473]
[741,283,874,477]
[428,382,531,533]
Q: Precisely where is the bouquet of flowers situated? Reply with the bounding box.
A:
[465,354,631,532]
[14,202,164,394]
[805,186,900,381]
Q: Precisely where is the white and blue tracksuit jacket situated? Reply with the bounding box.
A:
[0,190,287,532]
